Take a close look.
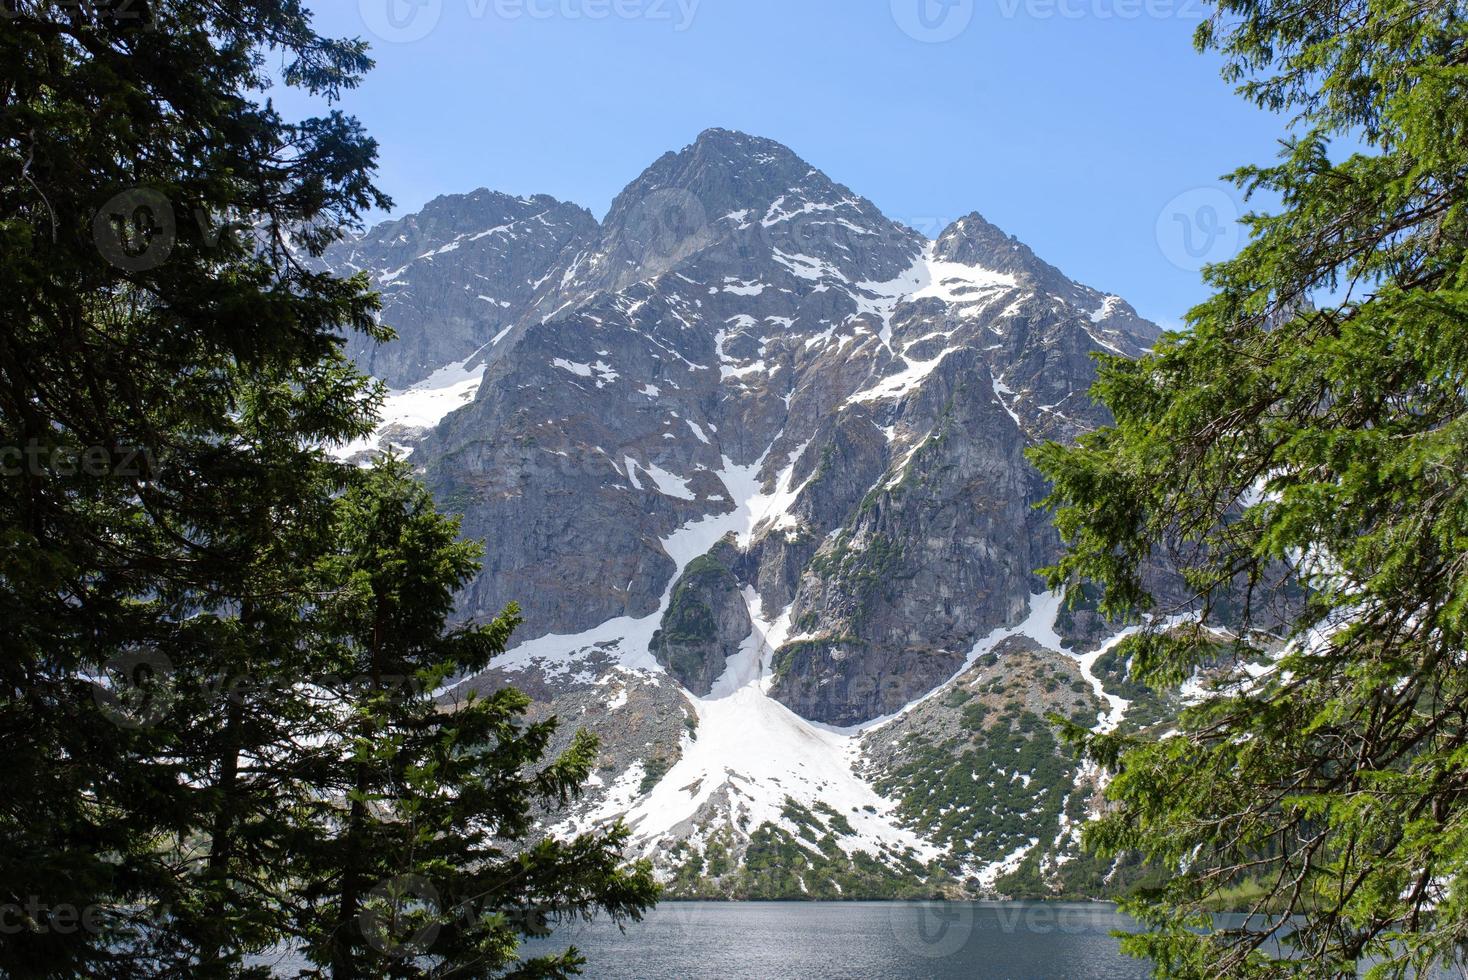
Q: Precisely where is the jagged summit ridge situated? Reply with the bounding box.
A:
[327,129,1154,390]
[322,131,1169,897]
[551,128,924,302]
[322,189,597,386]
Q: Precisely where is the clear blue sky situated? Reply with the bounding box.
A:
[285,0,1291,328]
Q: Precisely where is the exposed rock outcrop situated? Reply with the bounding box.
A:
[650,545,752,695]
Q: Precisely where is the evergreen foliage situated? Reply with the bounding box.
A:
[293,459,657,978]
[1032,0,1468,974]
[0,4,656,976]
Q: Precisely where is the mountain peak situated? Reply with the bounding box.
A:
[683,128,811,174]
[934,211,1047,274]
[933,211,1159,351]
[608,128,821,218]
[574,130,922,291]
[937,211,1104,294]
[691,127,794,154]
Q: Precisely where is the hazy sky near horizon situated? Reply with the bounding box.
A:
[285,0,1294,327]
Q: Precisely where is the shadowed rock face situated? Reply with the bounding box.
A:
[327,128,1163,726]
[768,351,1039,726]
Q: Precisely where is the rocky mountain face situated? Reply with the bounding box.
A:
[327,129,1172,898]
[322,190,598,388]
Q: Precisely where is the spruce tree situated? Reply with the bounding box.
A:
[292,459,656,980]
[0,4,657,976]
[3,2,386,973]
[1032,0,1468,976]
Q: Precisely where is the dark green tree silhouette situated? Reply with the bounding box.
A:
[293,459,655,979]
[0,4,656,976]
[1033,0,1468,975]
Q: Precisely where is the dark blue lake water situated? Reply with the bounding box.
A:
[250,901,1456,976]
[520,901,1152,979]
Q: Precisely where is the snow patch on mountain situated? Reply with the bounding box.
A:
[853,243,1018,341]
[490,443,943,861]
[332,350,487,460]
[1090,295,1123,323]
[643,463,698,501]
[589,593,939,862]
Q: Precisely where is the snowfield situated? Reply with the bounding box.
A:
[332,349,488,460]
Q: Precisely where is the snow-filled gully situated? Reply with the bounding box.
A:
[490,435,1136,873]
